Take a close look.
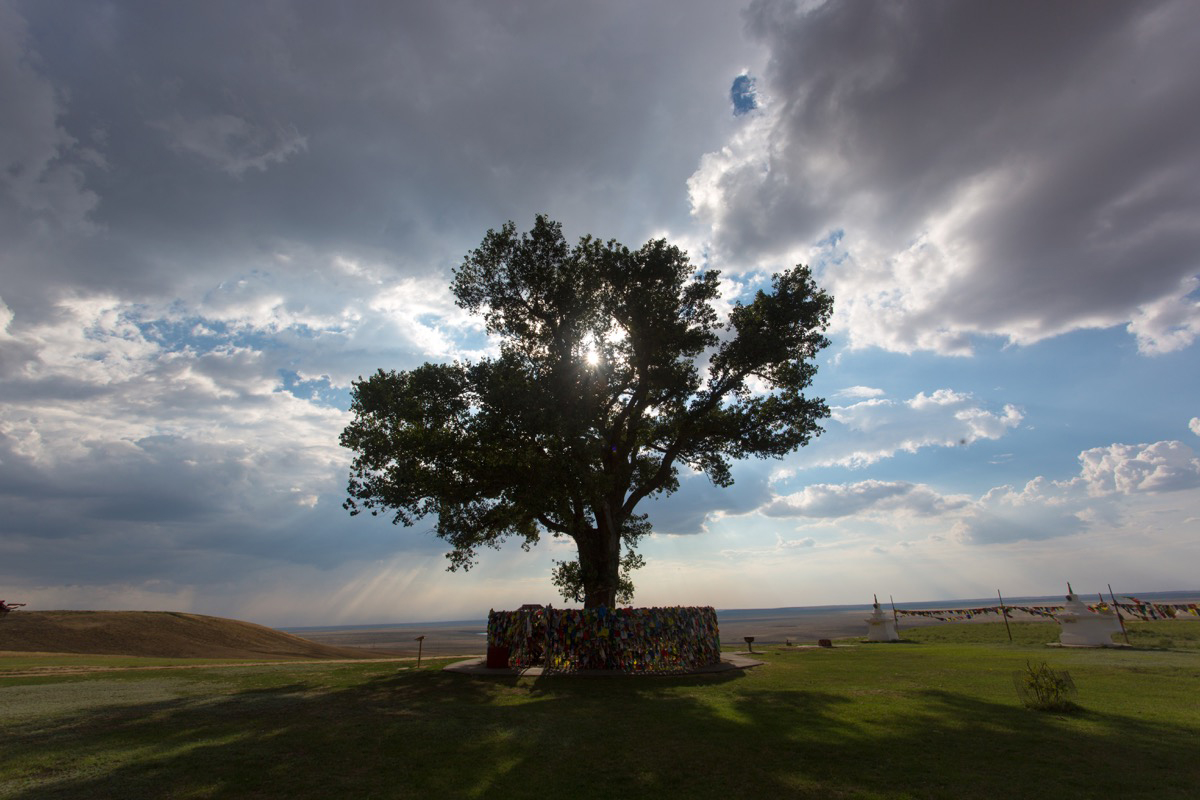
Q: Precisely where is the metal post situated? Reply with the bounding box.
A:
[997,589,1013,642]
[1108,583,1130,645]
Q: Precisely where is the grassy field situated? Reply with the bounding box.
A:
[1,620,1197,799]
[0,611,390,660]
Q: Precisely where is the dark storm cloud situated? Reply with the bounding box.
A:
[693,0,1200,352]
[0,425,441,586]
[4,0,756,320]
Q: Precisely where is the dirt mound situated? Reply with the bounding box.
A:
[0,611,391,660]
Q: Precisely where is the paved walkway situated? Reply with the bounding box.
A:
[443,652,764,676]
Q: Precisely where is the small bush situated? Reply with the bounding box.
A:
[1014,661,1080,712]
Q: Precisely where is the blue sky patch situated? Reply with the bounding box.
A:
[276,369,352,409]
[731,74,757,116]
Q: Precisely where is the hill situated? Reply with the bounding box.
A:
[0,610,392,660]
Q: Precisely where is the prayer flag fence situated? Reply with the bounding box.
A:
[487,606,722,673]
[893,602,1199,623]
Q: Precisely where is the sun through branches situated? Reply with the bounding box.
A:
[341,215,833,608]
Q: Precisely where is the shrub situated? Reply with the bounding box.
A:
[1014,661,1080,712]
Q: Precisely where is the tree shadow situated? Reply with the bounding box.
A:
[3,665,1197,799]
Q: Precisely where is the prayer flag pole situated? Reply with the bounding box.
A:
[997,589,1013,642]
[1108,583,1130,645]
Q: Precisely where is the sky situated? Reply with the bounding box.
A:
[2,0,1199,627]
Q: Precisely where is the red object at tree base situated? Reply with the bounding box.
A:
[486,645,510,669]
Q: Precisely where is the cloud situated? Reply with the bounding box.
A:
[0,288,430,589]
[0,0,100,231]
[655,388,1018,533]
[953,479,1089,546]
[0,0,776,621]
[718,532,818,560]
[648,462,777,536]
[803,389,1022,467]
[1077,440,1200,496]
[2,0,764,322]
[836,385,884,399]
[763,480,967,518]
[1191,417,1200,437]
[690,0,1200,355]
[1126,276,1200,354]
[153,113,308,176]
[2,0,1196,623]
[954,432,1200,544]
[753,421,1200,548]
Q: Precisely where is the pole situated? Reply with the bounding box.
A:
[889,594,900,632]
[1108,583,1130,645]
[997,589,1013,642]
[415,635,425,668]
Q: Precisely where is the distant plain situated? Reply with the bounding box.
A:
[286,591,1200,657]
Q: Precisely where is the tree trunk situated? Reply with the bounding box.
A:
[577,524,621,609]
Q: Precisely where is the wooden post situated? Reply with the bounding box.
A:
[997,589,1013,642]
[414,635,425,668]
[1108,583,1131,645]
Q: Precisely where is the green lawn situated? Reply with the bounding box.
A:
[1,621,1197,799]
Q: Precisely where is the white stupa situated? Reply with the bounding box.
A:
[866,595,900,642]
[1055,584,1123,647]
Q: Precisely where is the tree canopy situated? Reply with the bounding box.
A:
[341,216,833,608]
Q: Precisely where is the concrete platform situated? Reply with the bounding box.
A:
[443,653,764,676]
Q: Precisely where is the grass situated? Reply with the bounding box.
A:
[0,654,283,671]
[1,620,1197,799]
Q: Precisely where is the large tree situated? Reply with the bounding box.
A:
[341,216,833,608]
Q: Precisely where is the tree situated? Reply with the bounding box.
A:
[341,215,832,608]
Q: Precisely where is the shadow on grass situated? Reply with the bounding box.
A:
[3,665,1197,800]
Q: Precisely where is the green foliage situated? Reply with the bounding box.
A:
[1015,660,1080,712]
[551,548,644,606]
[341,215,833,606]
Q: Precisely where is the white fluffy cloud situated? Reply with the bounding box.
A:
[1077,440,1200,496]
[956,432,1200,544]
[0,278,478,590]
[763,480,967,519]
[690,0,1200,355]
[952,478,1090,546]
[836,385,884,399]
[1126,277,1200,355]
[654,387,1019,534]
[805,389,1022,467]
[748,421,1200,549]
